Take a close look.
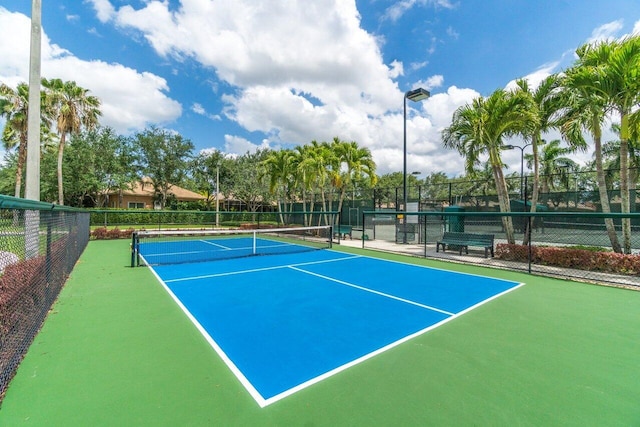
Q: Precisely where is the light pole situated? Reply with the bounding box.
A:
[215,163,220,227]
[504,143,531,200]
[403,87,430,243]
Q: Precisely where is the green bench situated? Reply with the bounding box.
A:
[334,225,353,239]
[436,231,495,258]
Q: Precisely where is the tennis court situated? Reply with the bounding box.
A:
[1,234,639,425]
[136,229,521,407]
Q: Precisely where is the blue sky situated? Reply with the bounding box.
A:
[1,1,640,176]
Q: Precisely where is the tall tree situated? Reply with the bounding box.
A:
[0,82,54,198]
[191,150,229,211]
[133,126,195,209]
[231,149,272,212]
[331,137,377,219]
[299,140,334,223]
[527,139,579,196]
[0,83,30,198]
[512,75,561,244]
[261,148,296,221]
[43,78,101,205]
[442,88,537,244]
[572,36,640,253]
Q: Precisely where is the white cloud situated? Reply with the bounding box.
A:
[192,103,221,121]
[87,0,116,23]
[223,135,271,156]
[446,26,459,40]
[414,75,444,92]
[97,0,401,109]
[633,20,640,35]
[505,61,559,91]
[587,20,624,43]
[409,61,428,72]
[382,0,456,23]
[389,60,404,78]
[83,1,483,175]
[0,7,182,135]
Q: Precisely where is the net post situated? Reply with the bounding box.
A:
[252,230,257,255]
[130,231,138,267]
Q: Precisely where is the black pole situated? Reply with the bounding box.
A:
[524,176,532,274]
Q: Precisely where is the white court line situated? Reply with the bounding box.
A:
[199,239,231,249]
[164,254,362,283]
[288,266,455,316]
[143,242,292,259]
[146,249,526,408]
[258,282,525,407]
[143,261,267,406]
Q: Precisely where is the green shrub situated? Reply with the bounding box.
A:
[90,227,135,240]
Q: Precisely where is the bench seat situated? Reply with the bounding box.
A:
[436,231,495,258]
[334,225,352,239]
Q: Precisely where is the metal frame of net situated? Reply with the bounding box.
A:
[131,225,333,267]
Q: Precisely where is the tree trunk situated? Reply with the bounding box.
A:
[523,136,540,245]
[57,133,66,205]
[594,123,622,252]
[14,134,27,198]
[492,160,514,244]
[620,112,631,254]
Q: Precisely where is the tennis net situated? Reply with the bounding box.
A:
[131,225,333,266]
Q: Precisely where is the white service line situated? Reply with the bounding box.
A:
[288,265,455,316]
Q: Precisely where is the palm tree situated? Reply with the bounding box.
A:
[0,83,30,198]
[512,75,562,244]
[571,36,640,253]
[526,139,579,196]
[442,88,537,244]
[0,81,53,199]
[602,124,640,209]
[261,149,296,224]
[331,138,377,220]
[299,140,334,225]
[43,78,101,205]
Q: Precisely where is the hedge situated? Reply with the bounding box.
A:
[496,243,640,275]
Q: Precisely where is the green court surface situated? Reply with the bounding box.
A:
[1,240,639,426]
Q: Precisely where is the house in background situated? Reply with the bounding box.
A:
[101,177,209,209]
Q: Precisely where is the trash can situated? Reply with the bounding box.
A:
[445,205,465,232]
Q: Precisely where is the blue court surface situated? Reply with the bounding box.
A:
[144,243,523,407]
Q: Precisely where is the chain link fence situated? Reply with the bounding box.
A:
[356,211,640,288]
[0,195,90,401]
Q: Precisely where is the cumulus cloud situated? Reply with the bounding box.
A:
[414,75,445,92]
[89,0,116,23]
[224,135,272,156]
[192,103,221,121]
[389,60,404,78]
[86,0,440,171]
[505,62,560,91]
[382,0,456,23]
[587,20,624,43]
[0,7,181,135]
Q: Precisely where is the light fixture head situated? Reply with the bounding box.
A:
[405,87,430,102]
